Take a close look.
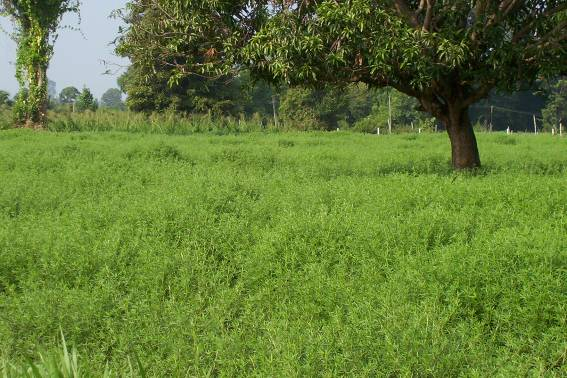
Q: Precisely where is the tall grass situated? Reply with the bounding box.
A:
[0,130,566,376]
[46,110,272,135]
[0,107,12,131]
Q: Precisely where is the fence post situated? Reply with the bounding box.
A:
[388,93,392,134]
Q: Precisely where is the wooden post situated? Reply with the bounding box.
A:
[411,121,414,131]
[418,128,422,134]
[388,93,392,134]
[490,105,494,132]
[506,126,510,135]
[377,127,380,135]
[272,95,279,128]
[533,114,537,134]
[560,120,563,136]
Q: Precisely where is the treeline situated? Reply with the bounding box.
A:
[118,66,434,132]
[1,77,566,133]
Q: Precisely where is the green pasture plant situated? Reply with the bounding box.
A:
[0,130,566,375]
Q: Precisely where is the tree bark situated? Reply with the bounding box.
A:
[27,64,48,129]
[443,102,481,169]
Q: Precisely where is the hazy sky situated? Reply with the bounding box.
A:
[0,0,129,99]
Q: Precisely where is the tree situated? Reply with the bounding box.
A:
[118,1,567,169]
[354,89,431,133]
[0,0,80,128]
[0,91,12,107]
[100,88,125,110]
[59,86,80,104]
[75,87,98,112]
[542,79,567,131]
[278,84,379,130]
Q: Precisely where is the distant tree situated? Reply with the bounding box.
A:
[75,87,98,112]
[59,86,80,105]
[100,88,125,110]
[118,1,567,169]
[542,79,567,131]
[0,0,80,128]
[0,90,12,107]
[279,87,323,130]
[470,89,547,131]
[279,85,361,130]
[354,89,430,133]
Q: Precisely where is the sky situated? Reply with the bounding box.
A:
[0,0,130,99]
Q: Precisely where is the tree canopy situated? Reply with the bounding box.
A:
[100,88,125,110]
[59,86,80,104]
[75,87,98,112]
[118,0,567,168]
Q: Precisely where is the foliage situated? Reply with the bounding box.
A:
[470,89,547,132]
[117,62,273,118]
[75,87,98,113]
[353,89,430,133]
[59,86,80,105]
[0,0,80,128]
[543,79,567,131]
[278,86,334,130]
[0,91,12,107]
[118,0,567,168]
[0,130,566,375]
[100,88,125,111]
[45,109,270,134]
[0,332,109,378]
[115,3,270,117]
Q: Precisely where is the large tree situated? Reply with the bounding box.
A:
[100,88,125,110]
[118,1,567,168]
[59,86,80,105]
[0,90,12,107]
[0,0,79,128]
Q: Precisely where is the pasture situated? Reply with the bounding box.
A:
[0,130,566,376]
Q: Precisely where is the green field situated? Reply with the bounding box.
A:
[1,130,566,376]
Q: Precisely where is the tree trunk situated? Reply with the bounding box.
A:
[444,103,481,169]
[25,64,48,129]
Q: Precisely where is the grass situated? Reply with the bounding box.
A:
[45,110,271,135]
[0,130,566,376]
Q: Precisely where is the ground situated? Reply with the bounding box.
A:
[0,130,566,376]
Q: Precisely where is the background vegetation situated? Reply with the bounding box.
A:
[1,77,565,134]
